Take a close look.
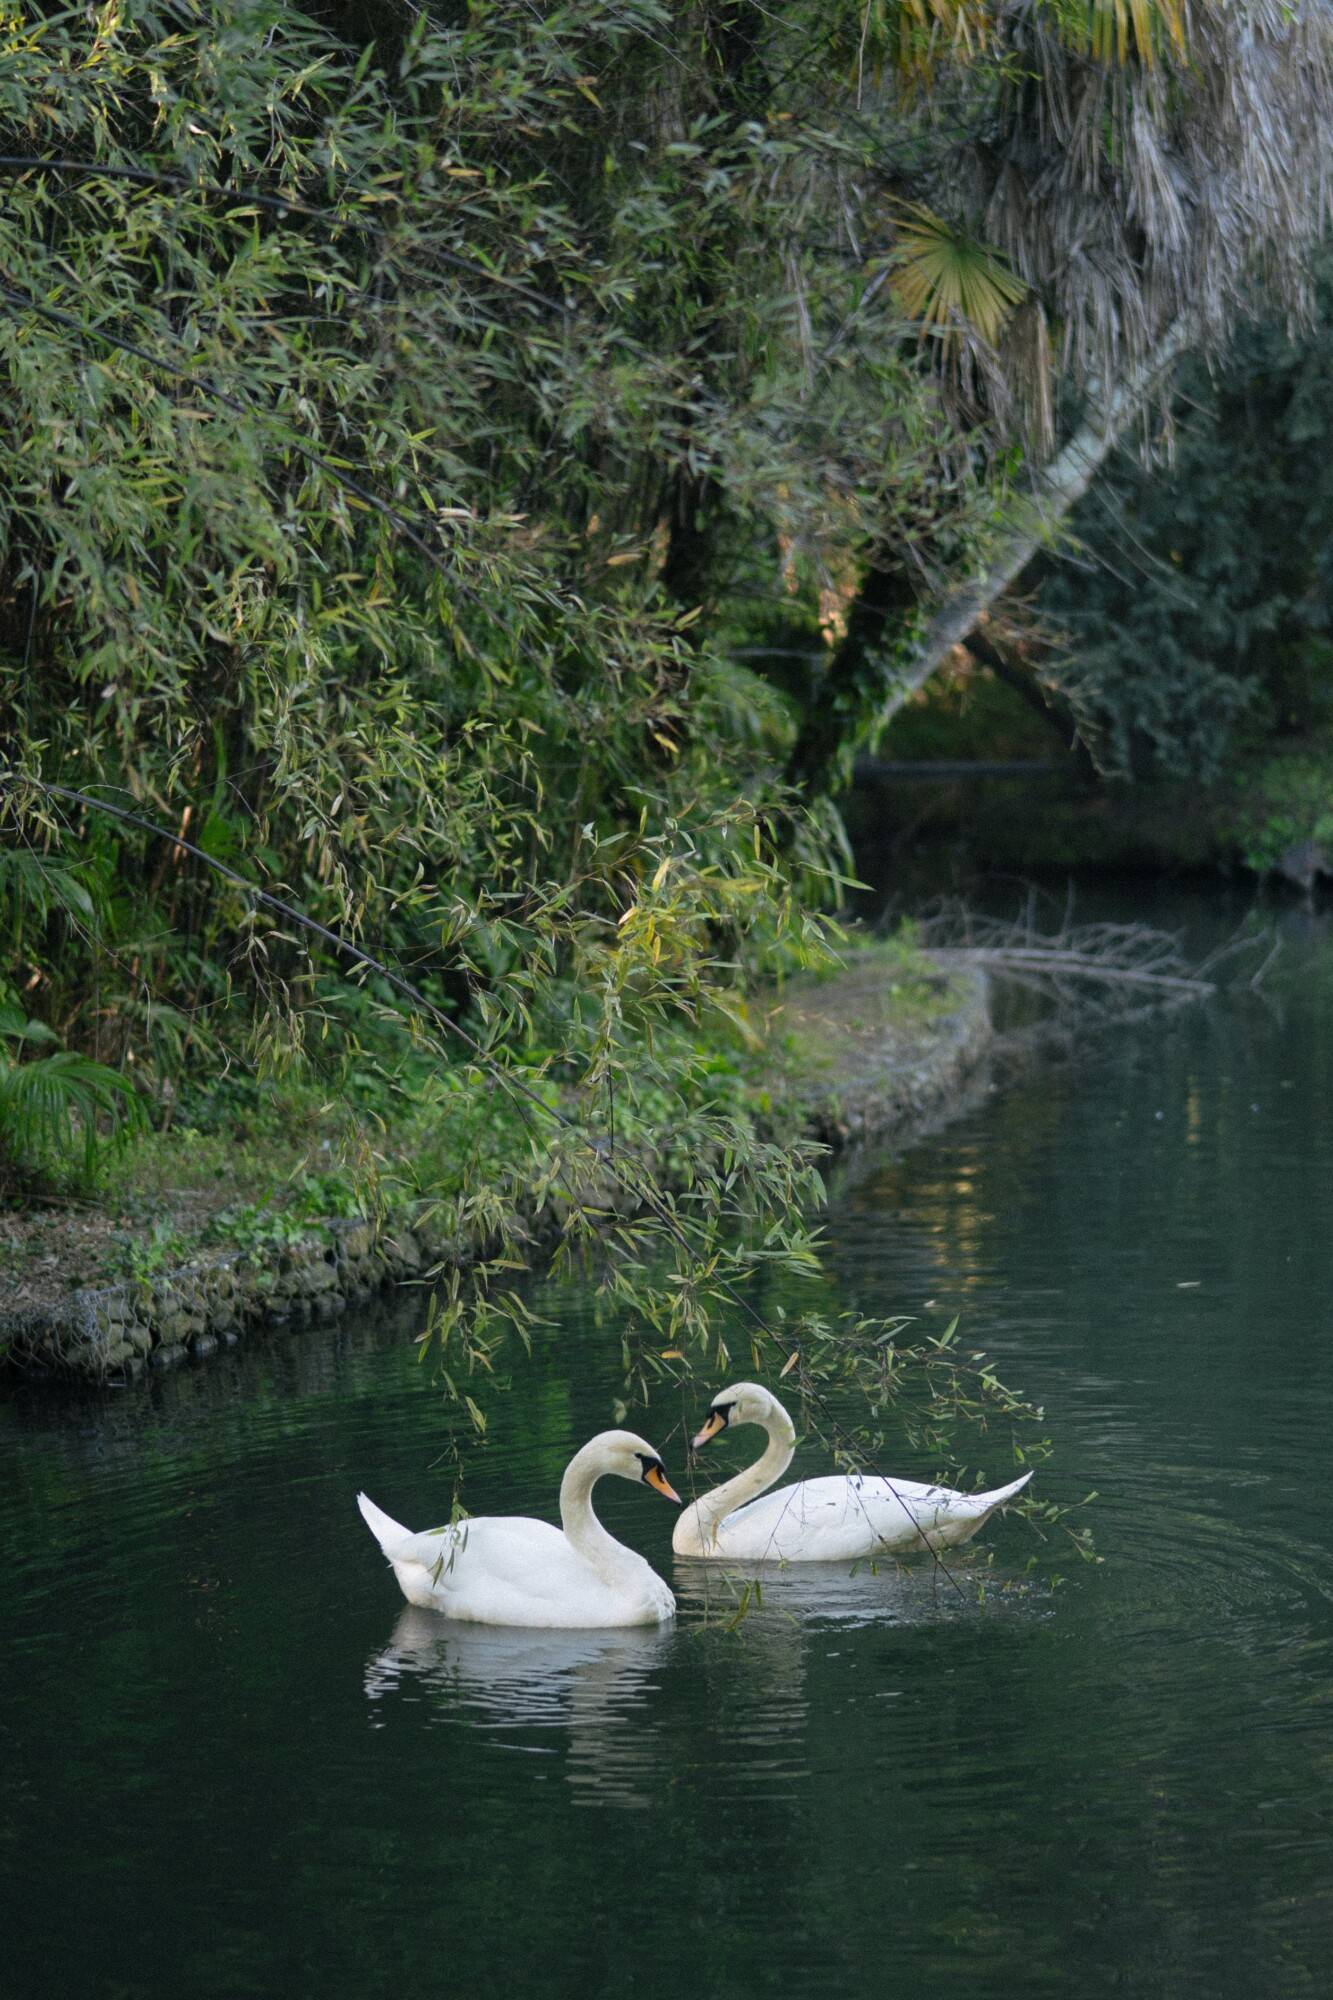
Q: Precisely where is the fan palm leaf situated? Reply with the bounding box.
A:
[872,1,1188,82]
[893,0,993,68]
[1060,0,1189,67]
[888,204,1029,344]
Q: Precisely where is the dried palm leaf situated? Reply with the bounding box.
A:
[1057,0,1189,68]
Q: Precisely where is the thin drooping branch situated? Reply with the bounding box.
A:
[0,155,565,312]
[963,629,1087,763]
[0,280,474,592]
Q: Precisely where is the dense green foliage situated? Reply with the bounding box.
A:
[1037,258,1333,782]
[0,1,1015,1489]
[0,0,989,1071]
[3,3,871,1176]
[5,2,1328,1099]
[0,996,142,1189]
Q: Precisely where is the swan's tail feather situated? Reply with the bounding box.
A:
[954,1470,1032,1527]
[357,1491,411,1558]
[977,1470,1033,1511]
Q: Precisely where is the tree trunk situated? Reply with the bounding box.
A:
[784,316,1192,800]
[900,319,1194,710]
[783,561,918,793]
[658,472,721,615]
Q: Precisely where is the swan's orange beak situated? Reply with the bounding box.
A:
[644,1463,681,1504]
[691,1410,728,1449]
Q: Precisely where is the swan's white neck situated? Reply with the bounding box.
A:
[683,1398,796,1551]
[559,1443,645,1585]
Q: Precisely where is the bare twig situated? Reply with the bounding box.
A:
[912,902,1270,1073]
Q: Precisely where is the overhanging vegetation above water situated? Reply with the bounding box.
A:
[0,944,987,1379]
[4,3,1332,1145]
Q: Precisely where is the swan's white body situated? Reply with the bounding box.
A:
[358,1430,677,1628]
[673,1383,1031,1562]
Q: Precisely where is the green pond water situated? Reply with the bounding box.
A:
[5,887,1333,1999]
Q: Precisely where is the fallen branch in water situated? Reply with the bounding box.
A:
[912,903,1263,1032]
[929,943,1213,997]
[912,904,1216,996]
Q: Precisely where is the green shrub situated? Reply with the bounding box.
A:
[1228,752,1333,876]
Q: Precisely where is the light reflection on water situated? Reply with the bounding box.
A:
[671,1552,1050,1630]
[360,1564,1053,1815]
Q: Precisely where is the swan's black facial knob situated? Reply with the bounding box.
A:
[690,1402,733,1450]
[636,1453,681,1504]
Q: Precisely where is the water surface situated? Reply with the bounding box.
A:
[5,888,1333,1997]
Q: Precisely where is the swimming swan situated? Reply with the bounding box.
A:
[358,1430,680,1627]
[673,1382,1031,1562]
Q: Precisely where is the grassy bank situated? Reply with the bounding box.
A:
[1,935,982,1371]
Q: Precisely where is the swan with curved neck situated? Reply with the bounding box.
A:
[359,1431,679,1627]
[673,1383,1031,1562]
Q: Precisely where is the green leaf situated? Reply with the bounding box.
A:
[888,205,1028,345]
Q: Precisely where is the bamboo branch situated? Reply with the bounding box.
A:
[1,771,975,1585]
[0,279,473,593]
[0,155,564,312]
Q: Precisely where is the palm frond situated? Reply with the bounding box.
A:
[0,1046,145,1180]
[888,204,1029,345]
[0,1001,60,1046]
[897,0,994,63]
[868,0,1187,86]
[0,849,97,927]
[854,0,994,89]
[1060,1,1190,68]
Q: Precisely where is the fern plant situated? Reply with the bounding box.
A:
[0,1000,144,1191]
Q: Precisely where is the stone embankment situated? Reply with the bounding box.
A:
[0,1218,443,1383]
[0,962,990,1386]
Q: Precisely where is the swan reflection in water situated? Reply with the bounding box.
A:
[363,1607,673,1808]
[671,1549,1031,1630]
[364,1563,1040,1809]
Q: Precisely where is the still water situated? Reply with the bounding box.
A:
[5,889,1333,1998]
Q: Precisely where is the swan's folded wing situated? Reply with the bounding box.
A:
[380,1522,469,1575]
[856,1469,1032,1544]
[418,1518,602,1597]
[922,1469,1032,1523]
[717,1475,962,1558]
[717,1481,851,1556]
[378,1515,559,1579]
[419,1519,628,1625]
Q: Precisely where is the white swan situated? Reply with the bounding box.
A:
[358,1430,679,1627]
[672,1382,1031,1562]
